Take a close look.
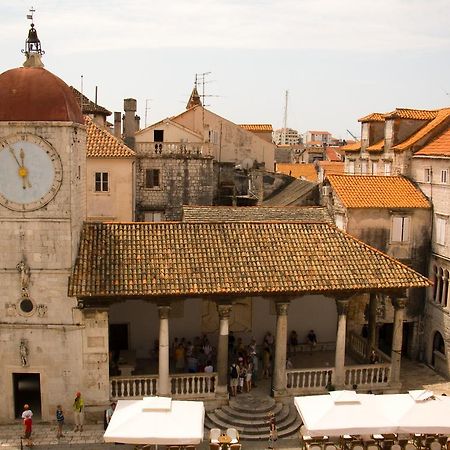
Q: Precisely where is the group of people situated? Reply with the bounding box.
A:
[21,392,90,445]
[172,335,216,374]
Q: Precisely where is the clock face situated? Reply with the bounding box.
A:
[0,133,63,211]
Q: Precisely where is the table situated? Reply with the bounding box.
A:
[217,434,231,449]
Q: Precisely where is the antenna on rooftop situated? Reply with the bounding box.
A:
[195,72,220,107]
[144,99,153,128]
[27,6,35,22]
[281,90,289,144]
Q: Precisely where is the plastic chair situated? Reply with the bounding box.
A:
[405,444,417,450]
[229,445,242,450]
[226,428,239,444]
[184,446,197,450]
[325,444,339,450]
[209,444,220,450]
[391,444,402,450]
[210,428,221,444]
[309,444,323,450]
[430,442,441,450]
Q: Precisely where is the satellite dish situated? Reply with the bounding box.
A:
[241,158,255,170]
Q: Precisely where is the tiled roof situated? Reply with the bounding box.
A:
[341,141,361,152]
[384,108,439,121]
[318,161,345,175]
[414,128,450,157]
[70,87,111,116]
[86,116,135,158]
[307,140,325,146]
[263,179,318,206]
[325,147,342,162]
[308,130,331,135]
[358,113,385,123]
[68,222,430,298]
[392,108,450,151]
[276,163,317,182]
[327,175,431,209]
[367,139,384,152]
[182,206,333,223]
[240,124,273,132]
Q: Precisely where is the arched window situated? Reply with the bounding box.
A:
[432,265,438,302]
[433,331,445,355]
[443,270,449,308]
[438,268,444,304]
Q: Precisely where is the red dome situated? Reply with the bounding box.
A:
[0,66,83,124]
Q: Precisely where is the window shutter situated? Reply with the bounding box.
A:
[402,216,410,242]
[392,217,402,242]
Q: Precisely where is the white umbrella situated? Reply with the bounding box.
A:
[104,397,205,445]
[295,391,397,436]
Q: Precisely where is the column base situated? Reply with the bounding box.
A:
[215,385,229,400]
[272,388,288,399]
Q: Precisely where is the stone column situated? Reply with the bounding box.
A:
[334,299,349,389]
[158,305,171,396]
[216,303,232,397]
[390,297,407,386]
[273,301,290,396]
[367,293,378,358]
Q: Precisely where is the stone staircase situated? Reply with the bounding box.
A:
[205,393,301,441]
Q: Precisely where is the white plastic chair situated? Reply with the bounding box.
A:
[226,428,239,444]
[430,442,441,450]
[209,428,221,444]
[405,444,417,450]
[391,444,402,450]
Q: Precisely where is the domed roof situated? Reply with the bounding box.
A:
[0,66,83,124]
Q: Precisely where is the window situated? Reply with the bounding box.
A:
[144,211,163,222]
[435,216,447,245]
[424,168,432,183]
[145,169,160,188]
[391,216,410,242]
[441,169,448,184]
[335,214,345,230]
[153,130,164,142]
[95,172,109,192]
[371,161,378,175]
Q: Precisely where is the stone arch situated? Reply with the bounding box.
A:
[431,330,445,367]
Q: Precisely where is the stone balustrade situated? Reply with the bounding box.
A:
[286,367,335,394]
[110,372,217,400]
[347,331,391,363]
[344,363,391,388]
[136,141,211,157]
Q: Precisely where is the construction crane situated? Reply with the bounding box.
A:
[346,129,358,141]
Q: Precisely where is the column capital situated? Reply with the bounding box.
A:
[335,298,349,315]
[158,305,171,319]
[391,297,407,310]
[275,301,290,316]
[217,303,232,319]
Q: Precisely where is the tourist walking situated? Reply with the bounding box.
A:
[267,412,277,449]
[21,404,33,420]
[72,392,84,432]
[23,415,33,447]
[56,405,64,438]
[229,361,240,396]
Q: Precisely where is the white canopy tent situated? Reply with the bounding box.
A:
[294,391,397,436]
[104,397,205,445]
[295,390,450,437]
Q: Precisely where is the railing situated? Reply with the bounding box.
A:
[110,372,217,400]
[344,363,391,388]
[295,341,336,353]
[347,332,391,363]
[136,142,211,157]
[286,367,334,394]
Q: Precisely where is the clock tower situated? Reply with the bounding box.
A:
[0,20,109,422]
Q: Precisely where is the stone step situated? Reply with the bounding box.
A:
[206,406,298,436]
[214,403,290,428]
[228,394,275,414]
[221,401,284,420]
[239,415,302,441]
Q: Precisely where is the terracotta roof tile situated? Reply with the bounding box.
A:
[86,116,135,158]
[240,124,273,132]
[182,206,333,223]
[392,108,450,151]
[367,139,384,152]
[327,175,431,209]
[341,141,361,152]
[70,87,111,116]
[326,147,342,162]
[384,108,439,121]
[318,161,345,175]
[68,222,430,298]
[263,179,317,206]
[414,128,450,157]
[276,163,317,182]
[358,113,385,123]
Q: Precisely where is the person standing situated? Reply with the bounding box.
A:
[104,402,116,429]
[267,412,277,449]
[56,405,64,438]
[229,361,240,396]
[21,404,33,420]
[72,392,84,432]
[23,416,33,447]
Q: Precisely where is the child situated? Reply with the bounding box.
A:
[23,416,33,447]
[56,405,64,438]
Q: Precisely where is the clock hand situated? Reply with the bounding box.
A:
[7,146,21,167]
[18,148,32,189]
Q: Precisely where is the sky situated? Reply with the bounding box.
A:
[1,0,450,139]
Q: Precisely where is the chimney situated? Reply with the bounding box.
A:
[114,112,121,139]
[123,98,137,149]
